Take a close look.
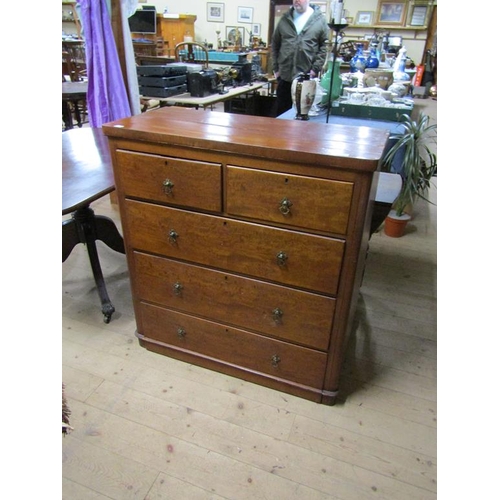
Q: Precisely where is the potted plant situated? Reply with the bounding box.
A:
[382,112,437,237]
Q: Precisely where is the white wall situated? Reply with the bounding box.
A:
[139,0,435,63]
[143,0,271,48]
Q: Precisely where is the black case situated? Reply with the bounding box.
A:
[136,64,188,77]
[138,75,187,88]
[187,70,218,97]
[139,84,188,98]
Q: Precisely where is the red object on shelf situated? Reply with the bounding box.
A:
[413,65,424,87]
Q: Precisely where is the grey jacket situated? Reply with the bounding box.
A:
[271,4,329,83]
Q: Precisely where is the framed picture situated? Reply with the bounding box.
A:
[355,11,374,25]
[408,4,429,26]
[251,23,261,37]
[315,1,327,15]
[376,1,407,25]
[237,6,253,24]
[226,26,245,45]
[207,2,224,23]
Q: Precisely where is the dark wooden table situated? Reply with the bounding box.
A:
[62,81,88,130]
[62,127,125,323]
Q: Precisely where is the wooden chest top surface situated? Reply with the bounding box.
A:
[102,107,389,170]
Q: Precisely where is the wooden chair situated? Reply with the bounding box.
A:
[174,42,209,69]
[62,41,88,127]
[155,37,165,56]
[62,41,87,82]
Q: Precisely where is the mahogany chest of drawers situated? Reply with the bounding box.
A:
[103,108,389,404]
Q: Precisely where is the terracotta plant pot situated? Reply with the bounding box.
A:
[384,210,411,237]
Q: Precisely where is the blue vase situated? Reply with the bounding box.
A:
[320,58,342,105]
[366,48,379,69]
[350,44,366,73]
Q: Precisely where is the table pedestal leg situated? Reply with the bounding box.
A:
[62,101,73,130]
[72,99,83,128]
[63,206,125,323]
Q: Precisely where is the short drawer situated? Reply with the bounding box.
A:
[133,251,335,351]
[115,150,222,212]
[226,166,353,235]
[139,302,328,389]
[124,200,345,295]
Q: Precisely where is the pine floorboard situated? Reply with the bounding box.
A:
[62,99,437,499]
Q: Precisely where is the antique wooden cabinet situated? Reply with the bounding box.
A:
[103,108,388,404]
[129,14,197,56]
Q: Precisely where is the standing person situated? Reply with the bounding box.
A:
[271,0,329,117]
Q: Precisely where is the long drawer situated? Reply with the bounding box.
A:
[124,200,345,295]
[115,150,222,212]
[139,302,328,389]
[133,251,335,351]
[226,166,354,235]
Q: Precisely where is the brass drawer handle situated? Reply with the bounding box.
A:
[276,251,288,266]
[271,354,281,367]
[163,178,174,195]
[168,229,178,243]
[177,327,186,338]
[279,197,293,215]
[272,308,283,323]
[173,282,183,296]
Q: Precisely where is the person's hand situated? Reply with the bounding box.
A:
[310,69,317,78]
[274,71,280,79]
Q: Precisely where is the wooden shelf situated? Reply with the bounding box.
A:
[346,25,428,31]
[62,1,82,40]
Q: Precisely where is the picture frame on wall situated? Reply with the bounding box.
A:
[355,11,374,25]
[376,0,407,25]
[207,2,224,23]
[252,23,261,37]
[315,1,327,15]
[226,26,245,45]
[408,3,429,26]
[237,6,253,24]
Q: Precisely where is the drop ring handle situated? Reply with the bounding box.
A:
[276,251,288,266]
[279,197,293,215]
[163,178,174,195]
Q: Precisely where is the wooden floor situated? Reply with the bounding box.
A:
[62,99,437,499]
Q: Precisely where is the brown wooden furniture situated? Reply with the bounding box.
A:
[62,40,86,81]
[103,107,389,404]
[62,128,125,323]
[62,81,88,130]
[132,40,159,58]
[174,41,210,69]
[62,1,82,39]
[131,14,197,56]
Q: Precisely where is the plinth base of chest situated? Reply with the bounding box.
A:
[136,331,339,405]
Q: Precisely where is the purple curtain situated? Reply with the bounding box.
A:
[78,0,131,127]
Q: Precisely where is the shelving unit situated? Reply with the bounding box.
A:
[346,25,427,32]
[341,22,433,63]
[130,14,197,57]
[62,1,82,40]
[342,24,429,49]
[341,0,435,63]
